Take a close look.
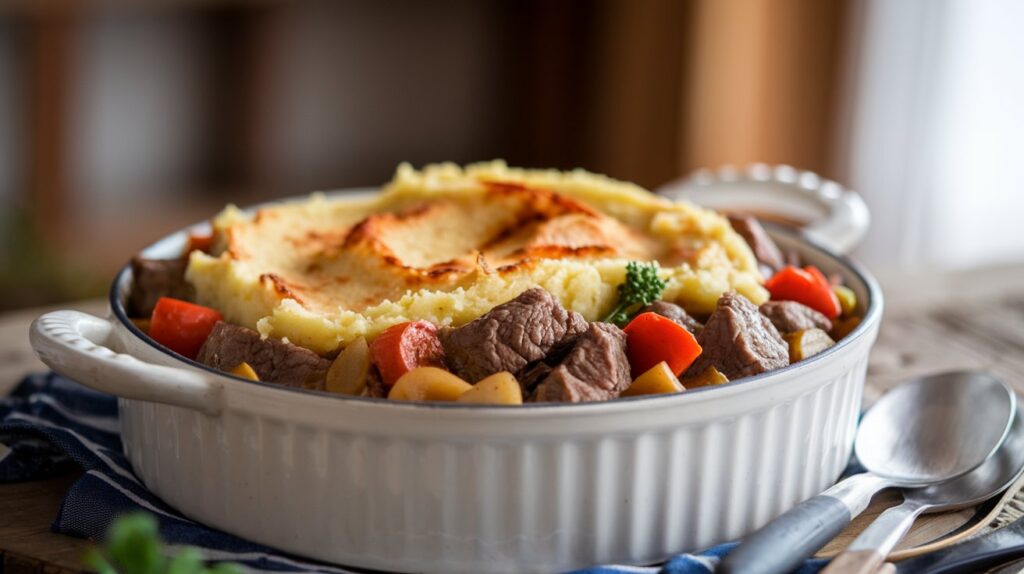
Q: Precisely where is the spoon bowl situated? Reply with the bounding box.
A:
[908,404,1024,510]
[856,371,1016,485]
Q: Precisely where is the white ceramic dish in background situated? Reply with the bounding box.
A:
[661,163,871,255]
[29,166,881,574]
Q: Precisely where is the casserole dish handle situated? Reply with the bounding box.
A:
[657,164,870,255]
[29,310,222,415]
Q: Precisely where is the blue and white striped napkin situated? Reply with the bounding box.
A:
[0,372,828,574]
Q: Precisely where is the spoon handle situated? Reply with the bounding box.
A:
[719,473,891,574]
[820,501,925,574]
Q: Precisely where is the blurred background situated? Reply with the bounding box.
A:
[1,0,1022,310]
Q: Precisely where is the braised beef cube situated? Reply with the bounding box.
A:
[197,322,330,390]
[642,301,702,333]
[728,215,786,276]
[361,365,389,398]
[441,288,588,383]
[516,333,584,396]
[686,292,789,380]
[531,323,631,403]
[760,300,833,334]
[517,361,554,396]
[128,257,194,317]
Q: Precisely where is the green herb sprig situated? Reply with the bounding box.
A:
[603,261,666,326]
[85,513,243,574]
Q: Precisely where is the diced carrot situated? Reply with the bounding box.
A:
[804,265,831,289]
[369,321,446,387]
[764,265,842,320]
[623,312,702,378]
[149,297,223,359]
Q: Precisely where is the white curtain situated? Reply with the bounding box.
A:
[838,0,1024,271]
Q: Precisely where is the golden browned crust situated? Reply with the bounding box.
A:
[241,182,647,313]
[186,161,767,353]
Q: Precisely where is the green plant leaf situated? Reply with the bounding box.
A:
[83,548,119,574]
[106,513,167,574]
[166,547,204,574]
[206,562,246,574]
[85,512,245,574]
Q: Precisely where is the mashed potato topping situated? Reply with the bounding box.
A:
[186,161,767,354]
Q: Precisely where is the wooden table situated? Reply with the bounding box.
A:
[3,265,1024,573]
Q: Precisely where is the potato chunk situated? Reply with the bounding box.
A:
[326,337,369,395]
[785,328,836,362]
[622,362,685,397]
[681,365,729,388]
[456,372,523,405]
[230,362,259,381]
[388,367,472,402]
[831,316,861,341]
[833,285,857,316]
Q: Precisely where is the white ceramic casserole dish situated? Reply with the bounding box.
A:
[29,166,881,574]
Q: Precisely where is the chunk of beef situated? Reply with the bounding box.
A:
[760,300,833,334]
[361,365,389,398]
[197,322,330,390]
[128,257,195,317]
[517,362,554,395]
[441,288,588,383]
[686,292,789,380]
[642,301,702,333]
[531,323,631,403]
[728,215,785,277]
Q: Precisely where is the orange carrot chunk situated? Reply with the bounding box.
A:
[764,265,842,320]
[369,321,446,387]
[623,312,703,378]
[149,297,223,359]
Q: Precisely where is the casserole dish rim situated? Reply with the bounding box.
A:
[107,191,883,413]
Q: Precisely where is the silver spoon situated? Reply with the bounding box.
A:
[823,404,1024,574]
[719,371,1016,574]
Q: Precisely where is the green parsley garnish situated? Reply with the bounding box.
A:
[603,261,666,326]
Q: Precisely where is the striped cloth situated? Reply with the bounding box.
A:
[0,372,828,574]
